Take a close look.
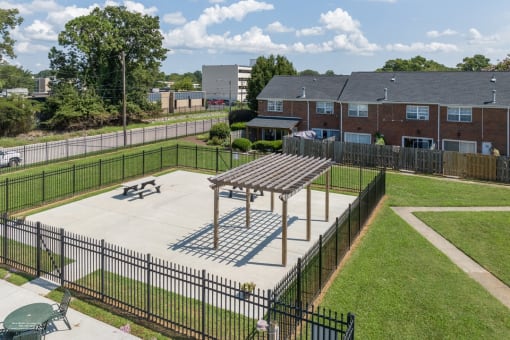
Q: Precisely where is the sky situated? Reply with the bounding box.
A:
[4,0,510,75]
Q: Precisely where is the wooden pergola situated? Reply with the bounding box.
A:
[208,153,332,266]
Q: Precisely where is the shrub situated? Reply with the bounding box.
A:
[252,140,283,152]
[230,122,247,131]
[209,122,230,140]
[232,138,252,152]
[228,109,257,124]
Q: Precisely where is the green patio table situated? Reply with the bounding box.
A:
[3,302,53,333]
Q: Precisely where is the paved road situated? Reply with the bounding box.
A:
[392,206,510,310]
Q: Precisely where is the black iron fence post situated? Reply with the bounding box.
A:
[160,147,163,170]
[195,145,198,169]
[296,258,302,307]
[176,144,179,167]
[2,213,7,262]
[215,148,219,173]
[335,217,339,265]
[60,228,65,287]
[36,222,41,277]
[72,164,76,195]
[146,253,151,321]
[201,269,206,339]
[98,159,102,187]
[42,171,45,203]
[142,150,146,175]
[5,178,8,213]
[348,204,352,249]
[100,239,105,301]
[122,154,125,180]
[319,235,323,291]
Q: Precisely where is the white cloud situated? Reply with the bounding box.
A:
[368,0,397,3]
[467,28,500,44]
[163,0,275,53]
[24,19,58,41]
[47,5,97,26]
[15,41,49,54]
[386,42,458,53]
[266,21,293,33]
[163,12,187,25]
[426,29,457,38]
[123,1,158,16]
[320,8,360,33]
[296,27,323,37]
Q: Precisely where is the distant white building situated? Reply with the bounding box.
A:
[201,64,251,102]
[2,88,29,97]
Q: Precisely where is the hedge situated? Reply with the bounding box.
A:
[232,138,252,152]
[251,140,282,152]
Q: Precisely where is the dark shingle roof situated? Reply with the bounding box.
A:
[257,75,349,101]
[339,71,510,107]
[246,116,301,129]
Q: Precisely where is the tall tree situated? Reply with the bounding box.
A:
[485,54,510,71]
[457,54,491,71]
[299,69,320,76]
[0,8,23,61]
[246,54,297,110]
[377,55,453,71]
[48,6,168,123]
[0,64,33,90]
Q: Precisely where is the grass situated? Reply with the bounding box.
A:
[0,265,35,285]
[415,211,510,286]
[318,172,510,339]
[46,289,178,340]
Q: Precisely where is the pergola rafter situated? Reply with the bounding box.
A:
[208,153,332,266]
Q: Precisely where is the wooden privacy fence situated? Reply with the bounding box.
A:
[284,137,510,183]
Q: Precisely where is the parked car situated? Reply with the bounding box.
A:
[0,150,22,167]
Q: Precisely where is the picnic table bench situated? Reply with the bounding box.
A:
[228,186,263,202]
[121,176,161,199]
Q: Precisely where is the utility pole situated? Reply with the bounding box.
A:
[121,51,127,146]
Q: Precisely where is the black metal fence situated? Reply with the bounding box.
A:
[0,146,386,339]
[0,169,386,339]
[0,144,376,214]
[284,136,510,183]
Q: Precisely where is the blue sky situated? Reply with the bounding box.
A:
[4,0,510,74]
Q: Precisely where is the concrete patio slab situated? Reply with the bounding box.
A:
[29,170,357,290]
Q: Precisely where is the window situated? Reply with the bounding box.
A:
[403,136,434,149]
[344,132,371,144]
[406,105,429,120]
[348,104,368,117]
[316,101,334,114]
[447,107,472,122]
[267,100,283,112]
[443,139,477,154]
[312,128,340,140]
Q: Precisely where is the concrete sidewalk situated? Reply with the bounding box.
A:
[0,279,139,339]
[392,206,510,310]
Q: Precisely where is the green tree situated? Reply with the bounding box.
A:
[324,70,336,76]
[0,8,23,61]
[173,77,194,91]
[48,6,168,124]
[0,64,34,90]
[246,54,297,110]
[0,96,37,136]
[299,69,320,76]
[485,54,510,71]
[457,54,491,71]
[377,55,453,71]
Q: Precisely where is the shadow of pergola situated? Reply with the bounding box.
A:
[168,207,297,266]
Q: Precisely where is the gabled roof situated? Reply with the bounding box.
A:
[257,75,349,101]
[340,71,510,107]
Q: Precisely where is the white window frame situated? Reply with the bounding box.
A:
[442,139,477,154]
[402,136,434,149]
[447,106,472,122]
[344,132,371,144]
[267,100,283,112]
[348,104,368,117]
[406,105,429,120]
[316,101,334,115]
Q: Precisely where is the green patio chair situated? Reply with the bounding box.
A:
[12,329,42,340]
[49,289,72,330]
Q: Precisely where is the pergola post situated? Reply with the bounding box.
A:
[246,187,251,228]
[270,192,274,212]
[282,199,288,266]
[325,168,330,222]
[213,186,219,249]
[306,184,311,241]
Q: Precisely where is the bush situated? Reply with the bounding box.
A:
[230,122,246,131]
[228,109,257,125]
[252,140,283,152]
[232,138,252,152]
[209,122,230,140]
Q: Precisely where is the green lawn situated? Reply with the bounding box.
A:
[415,211,510,286]
[318,172,510,339]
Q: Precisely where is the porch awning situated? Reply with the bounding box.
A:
[245,117,300,130]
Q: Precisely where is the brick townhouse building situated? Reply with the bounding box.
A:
[255,72,510,156]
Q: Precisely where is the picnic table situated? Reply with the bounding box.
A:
[3,302,53,333]
[121,176,161,199]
